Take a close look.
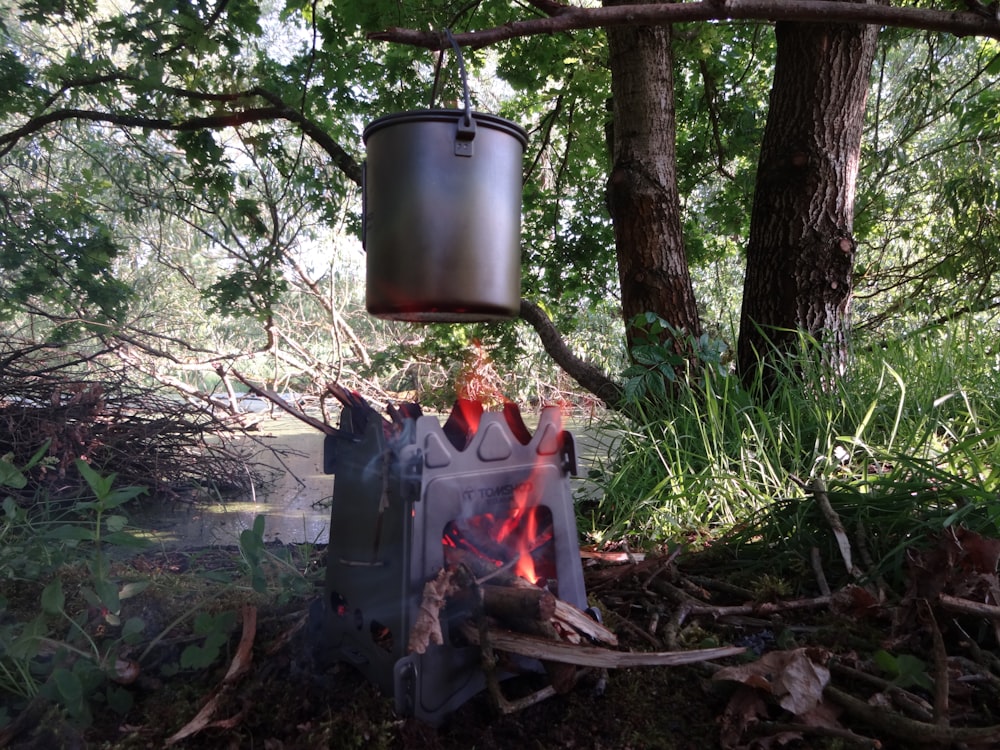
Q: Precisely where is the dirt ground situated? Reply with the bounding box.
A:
[7,417,1000,749]
[72,549,779,750]
[3,540,988,750]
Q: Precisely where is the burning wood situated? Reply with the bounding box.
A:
[480,583,556,623]
[408,563,742,714]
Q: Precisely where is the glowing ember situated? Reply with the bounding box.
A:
[443,505,556,585]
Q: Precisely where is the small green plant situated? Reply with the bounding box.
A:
[622,312,729,402]
[1,442,63,581]
[180,610,238,670]
[0,457,150,726]
[873,649,933,692]
[238,514,319,601]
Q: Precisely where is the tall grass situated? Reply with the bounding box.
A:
[579,319,1000,587]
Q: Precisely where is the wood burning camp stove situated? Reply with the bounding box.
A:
[312,397,589,726]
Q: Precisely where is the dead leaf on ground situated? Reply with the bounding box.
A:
[714,647,832,716]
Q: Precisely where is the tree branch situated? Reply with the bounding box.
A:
[519,299,623,407]
[0,97,363,185]
[370,1,1000,49]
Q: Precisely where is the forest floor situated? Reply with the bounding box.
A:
[5,416,1000,749]
[7,535,1000,750]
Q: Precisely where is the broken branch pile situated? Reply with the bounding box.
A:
[581,514,1000,748]
[0,343,260,500]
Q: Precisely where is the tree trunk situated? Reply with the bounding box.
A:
[737,19,878,392]
[604,0,701,354]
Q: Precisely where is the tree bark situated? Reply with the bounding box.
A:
[737,17,878,392]
[604,0,701,353]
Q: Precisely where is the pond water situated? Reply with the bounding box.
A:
[130,418,333,548]
[130,412,611,549]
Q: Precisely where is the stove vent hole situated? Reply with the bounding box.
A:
[369,620,394,652]
[328,591,356,624]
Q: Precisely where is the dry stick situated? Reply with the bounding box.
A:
[939,592,1000,649]
[830,661,934,723]
[811,546,832,596]
[750,721,879,748]
[951,619,1000,677]
[644,573,701,648]
[938,592,1000,619]
[684,574,753,601]
[165,605,258,746]
[825,685,1000,746]
[461,623,744,668]
[476,590,583,714]
[481,627,586,715]
[810,477,865,581]
[481,584,556,622]
[220,364,336,435]
[612,607,664,650]
[919,600,950,728]
[943,590,1000,647]
[502,574,619,646]
[652,576,832,619]
[950,655,1000,690]
[854,519,889,595]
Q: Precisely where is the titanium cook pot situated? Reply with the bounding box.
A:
[362,108,528,322]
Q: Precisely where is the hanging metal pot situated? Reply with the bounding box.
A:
[362,37,527,322]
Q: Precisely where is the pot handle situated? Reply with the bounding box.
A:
[446,29,476,156]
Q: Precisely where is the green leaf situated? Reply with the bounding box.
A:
[119,581,150,600]
[41,579,65,615]
[874,649,932,691]
[122,617,146,638]
[180,630,228,670]
[99,486,147,510]
[106,685,134,715]
[105,514,128,533]
[103,531,150,549]
[75,459,116,499]
[632,345,666,366]
[0,458,27,489]
[45,525,96,542]
[80,587,102,609]
[52,667,84,717]
[95,577,121,614]
[9,617,46,660]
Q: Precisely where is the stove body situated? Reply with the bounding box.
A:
[316,403,587,725]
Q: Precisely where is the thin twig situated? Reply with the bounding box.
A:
[811,477,865,581]
[811,546,831,596]
[919,600,950,727]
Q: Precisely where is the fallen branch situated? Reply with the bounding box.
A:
[919,600,950,728]
[461,622,744,668]
[938,592,1000,620]
[165,604,257,746]
[825,684,1000,747]
[809,477,865,581]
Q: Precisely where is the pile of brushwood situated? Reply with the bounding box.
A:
[0,342,260,502]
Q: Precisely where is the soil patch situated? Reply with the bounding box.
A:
[6,541,997,750]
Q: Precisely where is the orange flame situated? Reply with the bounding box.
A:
[441,405,563,587]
